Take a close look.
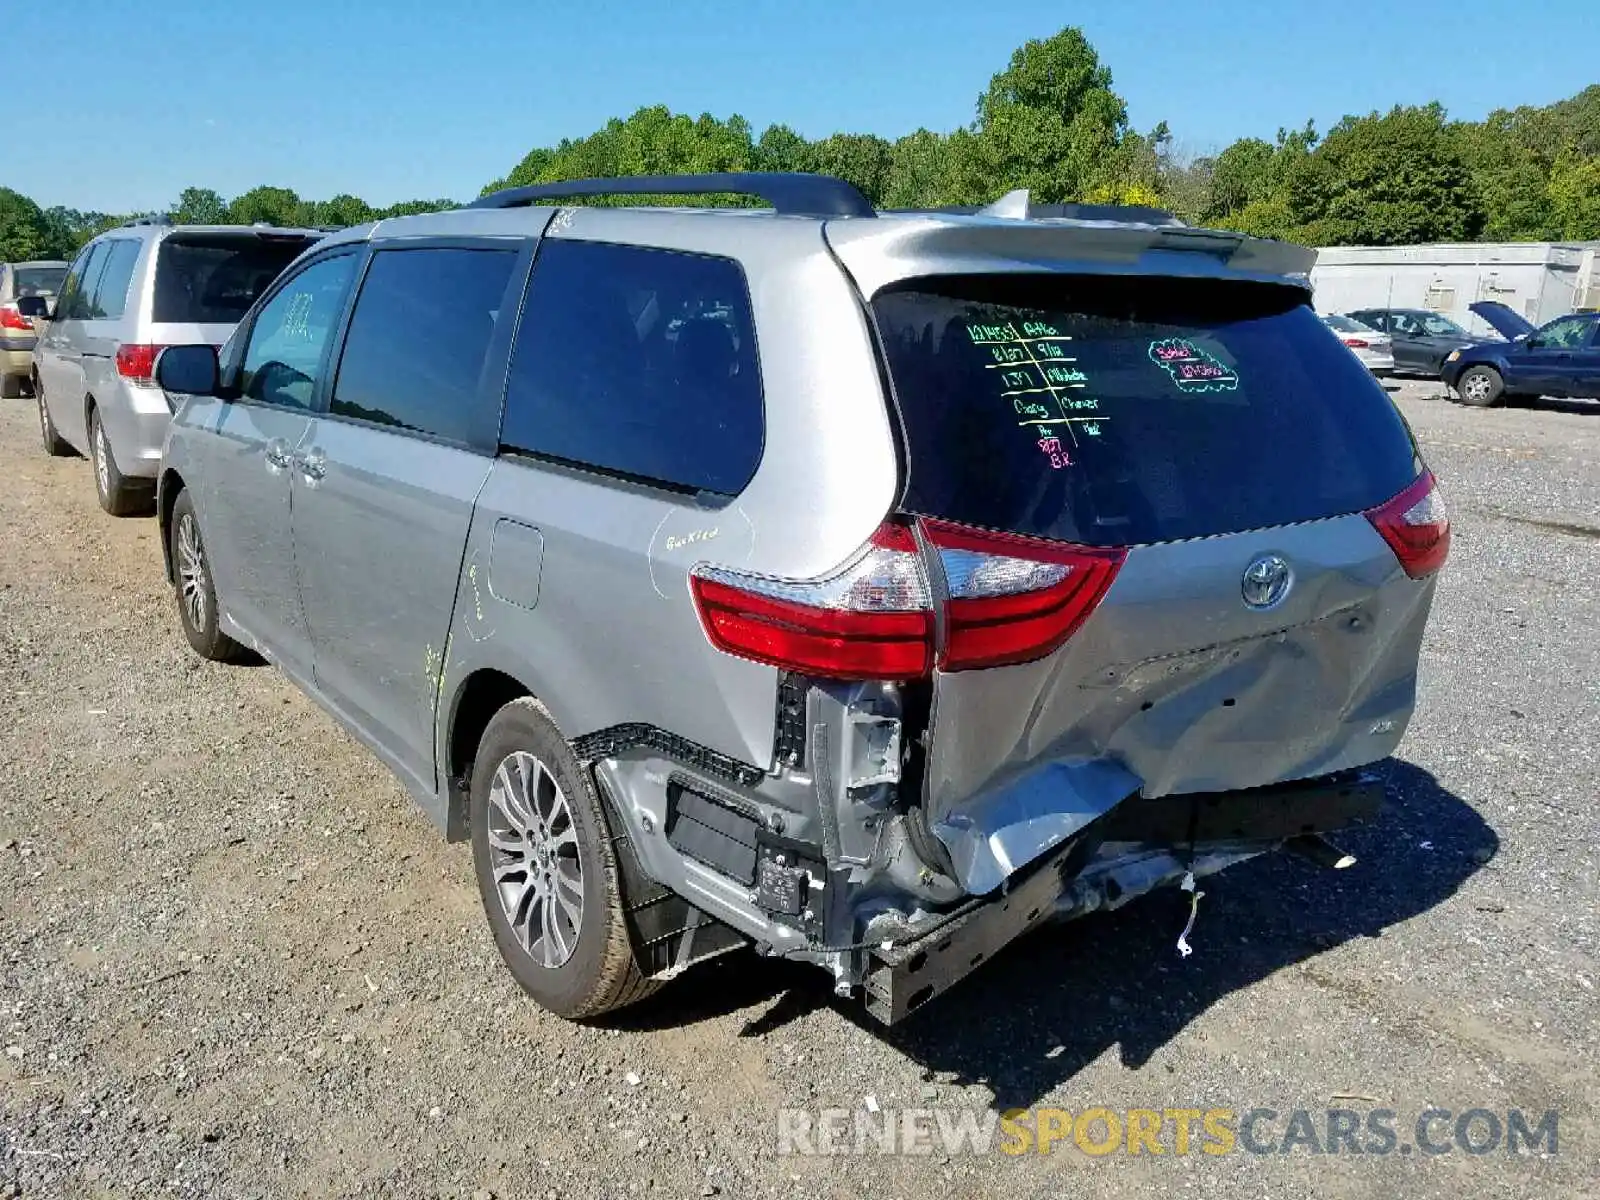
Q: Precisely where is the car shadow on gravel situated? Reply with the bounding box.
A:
[615,759,1496,1109]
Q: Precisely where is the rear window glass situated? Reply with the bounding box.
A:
[873,275,1420,547]
[153,235,314,324]
[501,239,764,495]
[14,267,65,297]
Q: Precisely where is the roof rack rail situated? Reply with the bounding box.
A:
[470,172,876,219]
[121,214,174,228]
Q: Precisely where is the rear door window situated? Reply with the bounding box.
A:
[87,240,141,320]
[153,234,318,324]
[329,246,519,451]
[501,239,764,495]
[62,243,109,320]
[872,275,1420,548]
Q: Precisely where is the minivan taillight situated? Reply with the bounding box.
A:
[688,519,1125,681]
[689,523,934,681]
[1365,471,1450,579]
[0,304,31,331]
[115,343,169,385]
[923,520,1126,671]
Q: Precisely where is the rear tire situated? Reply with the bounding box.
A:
[36,380,71,457]
[1456,366,1504,408]
[470,698,659,1020]
[89,405,153,516]
[170,489,250,663]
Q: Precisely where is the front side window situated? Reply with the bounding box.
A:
[88,240,141,321]
[239,253,359,410]
[329,246,519,450]
[1534,316,1593,349]
[1418,313,1467,337]
[501,239,764,495]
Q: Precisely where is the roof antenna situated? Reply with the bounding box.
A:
[977,188,1031,220]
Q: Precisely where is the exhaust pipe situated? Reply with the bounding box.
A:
[1285,833,1357,870]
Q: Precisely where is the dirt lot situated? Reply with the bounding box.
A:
[1,382,1596,1199]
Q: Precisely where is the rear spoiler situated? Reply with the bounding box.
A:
[823,213,1317,299]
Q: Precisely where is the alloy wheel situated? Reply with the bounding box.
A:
[1463,373,1491,403]
[175,512,208,632]
[93,420,110,497]
[486,750,585,968]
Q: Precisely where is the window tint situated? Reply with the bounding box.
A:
[240,253,359,410]
[154,234,316,324]
[1418,313,1467,337]
[52,249,94,318]
[872,275,1420,548]
[14,266,66,297]
[330,247,518,449]
[62,243,108,320]
[502,239,763,495]
[87,240,141,320]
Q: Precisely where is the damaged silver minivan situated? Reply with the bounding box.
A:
[152,174,1449,1023]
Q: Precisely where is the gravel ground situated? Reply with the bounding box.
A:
[1,381,1596,1199]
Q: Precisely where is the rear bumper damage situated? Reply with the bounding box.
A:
[861,770,1383,1023]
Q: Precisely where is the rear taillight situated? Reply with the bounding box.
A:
[1342,337,1369,349]
[923,520,1126,671]
[690,523,933,681]
[0,304,31,331]
[115,343,169,385]
[1366,471,1450,579]
[689,519,1125,681]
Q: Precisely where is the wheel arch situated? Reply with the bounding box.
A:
[444,668,537,838]
[157,468,187,584]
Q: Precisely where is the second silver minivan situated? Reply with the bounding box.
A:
[22,218,322,514]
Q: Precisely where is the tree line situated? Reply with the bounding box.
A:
[3,25,1598,265]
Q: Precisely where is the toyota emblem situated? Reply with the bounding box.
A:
[1241,554,1293,610]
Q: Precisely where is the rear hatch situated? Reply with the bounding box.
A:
[865,269,1446,894]
[147,230,321,347]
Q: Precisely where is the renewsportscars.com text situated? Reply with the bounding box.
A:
[776,1106,1559,1158]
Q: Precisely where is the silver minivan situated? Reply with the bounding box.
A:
[151,175,1450,1024]
[22,218,322,514]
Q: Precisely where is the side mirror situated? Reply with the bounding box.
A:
[155,344,221,397]
[1523,335,1542,349]
[15,295,51,320]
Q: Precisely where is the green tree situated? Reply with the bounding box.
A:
[0,188,49,261]
[1547,151,1600,239]
[754,124,813,174]
[1285,104,1483,244]
[882,128,952,208]
[227,185,304,226]
[808,133,893,205]
[173,187,228,224]
[946,26,1131,204]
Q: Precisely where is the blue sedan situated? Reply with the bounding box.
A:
[1441,302,1600,407]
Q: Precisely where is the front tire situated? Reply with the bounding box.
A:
[170,489,250,663]
[470,698,658,1020]
[89,406,153,516]
[1457,366,1504,408]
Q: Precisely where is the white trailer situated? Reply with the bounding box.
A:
[1310,242,1600,337]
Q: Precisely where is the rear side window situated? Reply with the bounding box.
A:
[153,234,314,324]
[87,240,141,320]
[873,275,1420,548]
[330,247,519,450]
[501,240,764,495]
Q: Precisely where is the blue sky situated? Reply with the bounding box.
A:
[11,0,1599,213]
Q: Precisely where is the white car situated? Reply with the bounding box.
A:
[1321,313,1395,376]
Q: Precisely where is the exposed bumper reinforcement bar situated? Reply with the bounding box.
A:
[860,771,1383,1024]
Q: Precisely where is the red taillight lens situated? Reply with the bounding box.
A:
[923,520,1125,671]
[689,523,934,681]
[1365,471,1450,579]
[1342,337,1369,349]
[115,343,169,384]
[0,304,31,331]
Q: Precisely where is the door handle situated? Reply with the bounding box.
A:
[296,447,327,483]
[264,438,293,472]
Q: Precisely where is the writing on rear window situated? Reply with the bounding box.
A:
[964,314,1100,471]
[1148,338,1240,392]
